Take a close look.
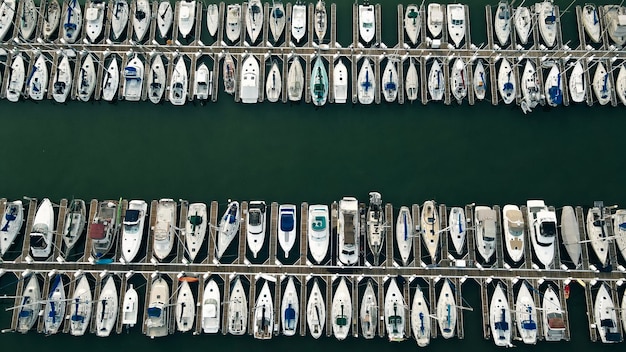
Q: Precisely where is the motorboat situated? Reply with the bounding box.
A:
[582,4,601,43]
[333,58,348,103]
[223,53,236,95]
[592,62,611,105]
[6,54,25,103]
[450,57,467,103]
[498,58,515,104]
[405,5,420,45]
[281,277,299,336]
[133,0,150,41]
[544,64,563,107]
[169,56,188,105]
[62,0,82,43]
[157,1,173,38]
[310,56,329,106]
[265,61,282,103]
[43,0,60,40]
[428,59,444,101]
[28,54,49,101]
[178,0,195,39]
[101,56,120,101]
[474,60,487,100]
[332,278,351,340]
[560,206,581,267]
[206,3,219,37]
[411,286,430,347]
[176,280,195,332]
[307,279,325,339]
[121,200,147,262]
[536,0,556,47]
[395,206,413,266]
[62,199,86,251]
[226,4,241,43]
[90,200,119,259]
[278,204,297,257]
[291,4,306,43]
[111,0,129,40]
[308,204,329,264]
[359,4,375,44]
[503,204,524,263]
[246,201,266,258]
[20,0,37,40]
[246,0,263,43]
[0,200,23,257]
[494,1,511,46]
[437,279,456,338]
[29,198,55,259]
[448,207,466,256]
[239,55,259,104]
[515,282,538,344]
[514,6,532,45]
[421,200,440,263]
[153,199,176,260]
[542,285,565,341]
[77,54,97,102]
[595,283,621,343]
[427,3,443,38]
[314,0,326,42]
[216,201,241,260]
[526,200,557,268]
[385,278,405,342]
[194,62,210,101]
[85,0,105,43]
[202,279,220,333]
[447,4,465,48]
[123,55,144,101]
[586,205,609,266]
[122,284,138,328]
[149,55,166,103]
[405,58,419,101]
[338,197,359,265]
[366,192,385,261]
[382,60,399,102]
[0,0,16,41]
[613,210,626,260]
[361,280,377,339]
[52,55,72,103]
[475,206,497,263]
[43,275,66,334]
[603,5,626,46]
[490,283,511,347]
[253,281,273,339]
[358,58,375,105]
[185,202,207,261]
[288,56,304,101]
[145,277,169,338]
[269,1,285,42]
[69,275,92,336]
[96,276,118,337]
[569,60,586,103]
[16,275,40,333]
[615,64,626,105]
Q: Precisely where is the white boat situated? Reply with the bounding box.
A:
[246,201,266,258]
[568,60,586,103]
[0,0,16,41]
[185,203,207,261]
[536,0,556,48]
[359,4,375,44]
[595,283,621,343]
[153,198,176,260]
[592,62,611,105]
[450,58,467,103]
[85,0,105,43]
[96,276,118,337]
[587,205,609,266]
[239,55,259,104]
[206,4,219,37]
[514,6,532,45]
[62,0,82,43]
[331,278,351,340]
[310,56,328,106]
[28,54,49,101]
[169,56,188,105]
[385,278,406,342]
[52,55,72,103]
[111,0,129,40]
[178,0,195,39]
[6,54,25,103]
[582,4,601,43]
[269,1,285,42]
[333,58,348,103]
[157,1,173,38]
[396,206,413,266]
[102,56,120,101]
[43,0,60,40]
[358,58,375,105]
[278,204,297,257]
[246,0,263,43]
[69,275,92,336]
[448,207,466,256]
[490,283,511,347]
[16,275,40,333]
[314,0,326,42]
[503,204,524,263]
[615,64,626,106]
[447,4,465,48]
[406,58,419,101]
[122,284,139,327]
[0,200,23,257]
[421,200,440,263]
[474,60,487,100]
[494,1,511,47]
[542,286,565,341]
[121,200,148,262]
[19,0,37,40]
[148,55,166,103]
[475,206,497,263]
[428,59,444,101]
[202,279,220,333]
[307,279,325,339]
[43,275,66,335]
[133,0,150,41]
[544,64,563,107]
[382,60,398,102]
[366,192,385,260]
[515,282,538,344]
[338,197,359,265]
[361,280,377,339]
[427,3,443,38]
[90,200,119,259]
[437,280,456,339]
[216,201,241,260]
[194,62,210,100]
[281,277,299,336]
[29,198,55,259]
[226,4,241,43]
[77,54,96,102]
[614,210,626,260]
[123,55,144,101]
[405,5,420,45]
[288,57,304,101]
[497,58,515,104]
[308,204,329,264]
[526,200,557,268]
[253,281,273,339]
[146,277,169,338]
[604,5,626,46]
[176,280,195,332]
[561,206,582,267]
[291,4,306,43]
[411,286,430,347]
[265,62,282,103]
[62,199,86,251]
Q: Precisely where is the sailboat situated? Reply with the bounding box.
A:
[185,203,207,261]
[16,275,40,333]
[448,207,466,256]
[615,64,626,106]
[361,280,378,339]
[428,59,444,101]
[227,277,247,335]
[536,0,556,47]
[20,0,37,40]
[269,1,285,42]
[102,56,120,101]
[96,276,118,337]
[382,60,399,102]
[0,0,16,41]
[121,200,148,262]
[544,64,563,107]
[145,277,169,338]
[216,201,241,260]
[202,279,220,333]
[43,0,60,40]
[385,278,406,342]
[475,206,497,263]
[405,5,420,45]
[133,0,150,41]
[560,206,581,267]
[169,56,188,105]
[582,4,601,43]
[494,1,511,47]
[450,57,467,103]
[43,275,66,335]
[253,281,273,339]
[314,0,327,42]
[153,199,176,260]
[405,58,419,101]
[226,4,241,43]
[474,60,487,100]
[411,286,431,347]
[497,58,515,104]
[288,56,304,101]
[586,205,609,266]
[594,283,621,343]
[278,204,297,257]
[29,198,55,259]
[604,5,626,46]
[367,192,385,261]
[77,54,96,102]
[111,0,129,41]
[310,56,329,106]
[396,206,413,266]
[123,54,144,101]
[246,0,263,43]
[281,277,299,336]
[62,0,82,43]
[239,55,259,104]
[592,62,611,105]
[6,54,25,103]
[85,0,105,43]
[194,62,210,101]
[266,62,282,103]
[28,54,49,101]
[308,204,329,264]
[421,201,440,263]
[246,200,267,258]
[69,275,92,336]
[0,200,23,257]
[515,282,537,344]
[358,58,375,105]
[331,278,351,340]
[122,284,138,328]
[222,54,236,95]
[52,55,72,103]
[157,1,173,38]
[90,200,120,259]
[542,285,565,341]
[176,280,195,332]
[206,4,219,37]
[613,210,626,260]
[333,58,348,103]
[520,59,541,108]
[307,279,325,339]
[437,280,456,338]
[149,55,166,103]
[514,6,532,45]
[62,199,86,251]
[503,204,524,263]
[178,0,196,39]
[489,283,511,347]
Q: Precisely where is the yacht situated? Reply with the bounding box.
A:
[121,200,147,262]
[85,0,105,43]
[421,201,440,263]
[194,62,210,101]
[406,58,419,101]
[43,275,66,335]
[307,279,325,339]
[6,54,25,103]
[503,205,524,263]
[428,59,444,101]
[222,54,236,95]
[157,1,173,38]
[96,276,118,337]
[269,1,285,42]
[62,0,82,43]
[291,4,306,43]
[246,0,263,43]
[178,0,195,39]
[544,64,563,106]
[102,56,120,101]
[69,275,92,336]
[28,54,49,101]
[310,56,329,106]
[266,61,282,103]
[603,5,626,46]
[308,204,329,264]
[169,56,188,105]
[358,58,375,105]
[278,204,297,257]
[246,201,267,258]
[367,192,385,260]
[90,200,119,259]
[427,3,443,38]
[239,55,259,104]
[153,199,176,260]
[450,57,467,103]
[514,6,532,45]
[338,197,359,265]
[226,4,241,43]
[123,55,144,101]
[122,284,138,328]
[202,279,220,333]
[77,54,96,102]
[405,5,420,45]
[448,207,466,256]
[526,200,557,268]
[0,0,16,41]
[490,283,512,347]
[592,62,611,105]
[216,201,241,260]
[587,205,609,266]
[447,4,465,48]
[411,286,430,347]
[385,278,405,342]
[515,282,538,344]
[569,60,586,103]
[16,275,40,333]
[146,277,169,338]
[475,206,497,263]
[281,277,299,336]
[498,58,515,104]
[206,3,219,37]
[1,200,23,257]
[536,0,556,47]
[561,206,582,267]
[382,60,399,102]
[332,278,351,340]
[185,203,207,261]
[613,210,626,260]
[20,0,37,39]
[582,4,601,43]
[473,60,487,100]
[62,199,86,251]
[615,65,626,106]
[111,0,129,40]
[43,0,60,40]
[253,281,273,339]
[361,280,377,339]
[437,279,456,339]
[133,0,150,41]
[333,58,348,103]
[29,198,55,259]
[149,55,166,103]
[176,280,195,332]
[359,4,375,44]
[288,57,304,101]
[52,55,72,103]
[494,1,511,46]
[542,285,565,341]
[396,206,413,266]
[314,0,326,42]
[595,283,621,343]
